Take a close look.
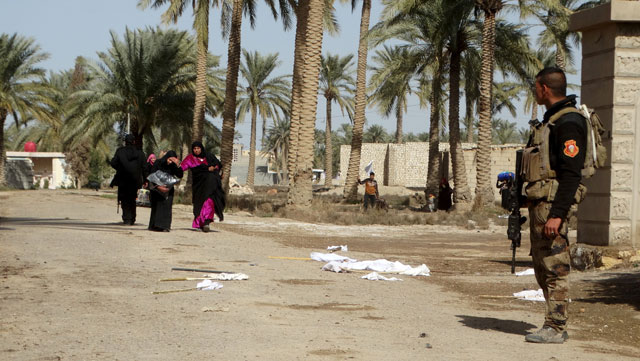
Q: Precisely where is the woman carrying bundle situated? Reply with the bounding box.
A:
[148,150,183,232]
[181,141,226,232]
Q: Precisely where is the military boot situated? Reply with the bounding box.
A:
[525,326,568,344]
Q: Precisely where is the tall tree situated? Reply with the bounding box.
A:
[0,33,52,186]
[319,53,355,187]
[219,0,292,193]
[474,0,504,205]
[138,0,222,144]
[343,0,372,202]
[237,50,290,189]
[368,45,414,144]
[287,0,326,206]
[70,28,199,149]
[262,118,290,184]
[287,0,340,189]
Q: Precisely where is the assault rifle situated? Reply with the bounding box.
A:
[496,149,527,274]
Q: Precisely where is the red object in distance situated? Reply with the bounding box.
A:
[24,141,37,152]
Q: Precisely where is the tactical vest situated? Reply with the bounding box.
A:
[521,106,605,203]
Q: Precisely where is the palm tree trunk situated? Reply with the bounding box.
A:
[287,0,309,187]
[0,109,7,187]
[343,0,371,202]
[192,36,208,144]
[395,103,403,144]
[448,50,472,207]
[287,0,324,207]
[247,103,257,188]
[475,9,497,205]
[324,97,333,187]
[220,0,244,194]
[465,94,474,143]
[426,69,442,198]
[555,43,565,71]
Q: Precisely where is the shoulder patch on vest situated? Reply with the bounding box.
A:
[563,140,579,158]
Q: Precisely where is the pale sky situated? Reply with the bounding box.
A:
[2,0,582,148]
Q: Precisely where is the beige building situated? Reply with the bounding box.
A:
[339,142,522,199]
[571,0,640,248]
[6,151,72,189]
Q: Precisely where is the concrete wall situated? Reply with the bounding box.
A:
[571,0,640,247]
[339,142,523,200]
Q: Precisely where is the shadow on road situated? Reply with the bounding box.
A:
[456,315,536,336]
[575,271,640,311]
[0,217,137,233]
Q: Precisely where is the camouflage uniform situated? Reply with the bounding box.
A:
[523,95,588,333]
[528,201,571,331]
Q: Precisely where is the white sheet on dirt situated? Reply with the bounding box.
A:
[515,268,535,276]
[202,273,249,281]
[327,245,348,252]
[196,279,223,291]
[310,252,356,263]
[361,272,402,281]
[314,252,430,276]
[513,289,544,302]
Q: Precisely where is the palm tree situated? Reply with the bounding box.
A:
[368,45,414,144]
[69,28,199,149]
[363,124,390,143]
[0,33,53,186]
[237,49,291,189]
[319,53,355,187]
[343,0,373,202]
[287,0,327,206]
[138,0,223,144]
[287,0,341,189]
[262,118,290,184]
[140,0,291,194]
[474,0,504,205]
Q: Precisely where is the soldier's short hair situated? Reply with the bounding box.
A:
[536,67,566,97]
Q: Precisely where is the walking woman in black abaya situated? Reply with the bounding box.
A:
[148,150,183,232]
[180,141,226,232]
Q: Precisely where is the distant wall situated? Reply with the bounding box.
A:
[340,142,523,200]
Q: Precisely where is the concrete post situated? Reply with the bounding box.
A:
[570,0,640,248]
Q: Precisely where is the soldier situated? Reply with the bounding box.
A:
[522,67,588,343]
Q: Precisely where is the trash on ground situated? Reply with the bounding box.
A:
[327,245,348,252]
[196,279,223,291]
[515,268,535,276]
[513,289,545,302]
[310,252,356,263]
[361,272,402,281]
[312,252,430,276]
[205,273,248,281]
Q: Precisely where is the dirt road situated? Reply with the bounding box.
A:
[1,190,638,360]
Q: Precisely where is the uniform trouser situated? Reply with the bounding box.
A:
[364,194,377,210]
[118,186,138,224]
[528,200,571,331]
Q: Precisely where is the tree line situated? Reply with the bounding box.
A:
[0,0,606,208]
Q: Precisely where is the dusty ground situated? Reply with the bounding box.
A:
[1,189,638,360]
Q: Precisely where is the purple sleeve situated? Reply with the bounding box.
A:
[181,155,199,171]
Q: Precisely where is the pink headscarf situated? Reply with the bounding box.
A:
[147,154,156,164]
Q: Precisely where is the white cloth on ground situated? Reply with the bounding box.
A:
[310,252,356,263]
[361,272,402,281]
[320,258,430,276]
[513,289,544,302]
[202,273,249,281]
[327,245,348,252]
[515,268,535,276]
[196,279,223,291]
